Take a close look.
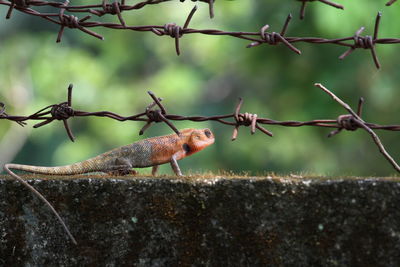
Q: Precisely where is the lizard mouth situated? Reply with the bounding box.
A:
[194,138,214,152]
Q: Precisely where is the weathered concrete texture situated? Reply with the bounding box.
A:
[0,176,400,266]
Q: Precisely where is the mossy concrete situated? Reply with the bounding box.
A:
[0,175,400,266]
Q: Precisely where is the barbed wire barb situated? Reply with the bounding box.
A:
[327,97,364,138]
[297,0,344,20]
[103,0,125,26]
[247,14,301,55]
[32,84,76,141]
[208,0,214,18]
[339,12,382,69]
[151,5,197,55]
[231,98,273,141]
[143,91,181,135]
[386,0,397,6]
[56,0,104,43]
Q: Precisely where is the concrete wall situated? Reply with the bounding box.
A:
[1,176,399,266]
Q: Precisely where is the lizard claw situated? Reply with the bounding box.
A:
[108,169,138,176]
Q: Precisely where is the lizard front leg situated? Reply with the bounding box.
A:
[151,165,159,176]
[170,154,183,176]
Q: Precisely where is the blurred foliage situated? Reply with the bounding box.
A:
[0,0,399,176]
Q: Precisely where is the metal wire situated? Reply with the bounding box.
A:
[1,0,399,68]
[1,83,399,173]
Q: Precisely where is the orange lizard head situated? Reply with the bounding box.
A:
[183,128,215,156]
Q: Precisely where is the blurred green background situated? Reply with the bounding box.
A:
[0,0,399,176]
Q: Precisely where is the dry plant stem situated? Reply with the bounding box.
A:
[4,164,78,245]
[315,83,400,173]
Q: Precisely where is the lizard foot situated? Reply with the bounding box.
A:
[108,169,138,176]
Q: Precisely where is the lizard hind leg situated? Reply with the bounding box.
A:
[107,169,138,176]
[3,164,78,245]
[107,158,136,176]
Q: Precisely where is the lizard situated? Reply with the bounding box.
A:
[3,128,215,245]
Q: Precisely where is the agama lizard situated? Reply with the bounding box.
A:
[4,128,215,245]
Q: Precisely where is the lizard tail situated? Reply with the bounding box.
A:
[5,158,104,175]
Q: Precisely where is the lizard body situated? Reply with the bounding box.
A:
[6,128,214,176]
[4,128,215,244]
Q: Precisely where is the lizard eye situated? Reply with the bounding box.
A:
[204,129,212,138]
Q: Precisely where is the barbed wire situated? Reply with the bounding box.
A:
[296,0,397,17]
[1,83,399,172]
[0,0,345,23]
[1,1,399,68]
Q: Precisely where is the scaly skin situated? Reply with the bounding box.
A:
[5,128,215,176]
[3,128,215,244]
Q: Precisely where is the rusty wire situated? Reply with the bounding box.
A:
[0,0,345,23]
[1,83,399,172]
[1,1,400,68]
